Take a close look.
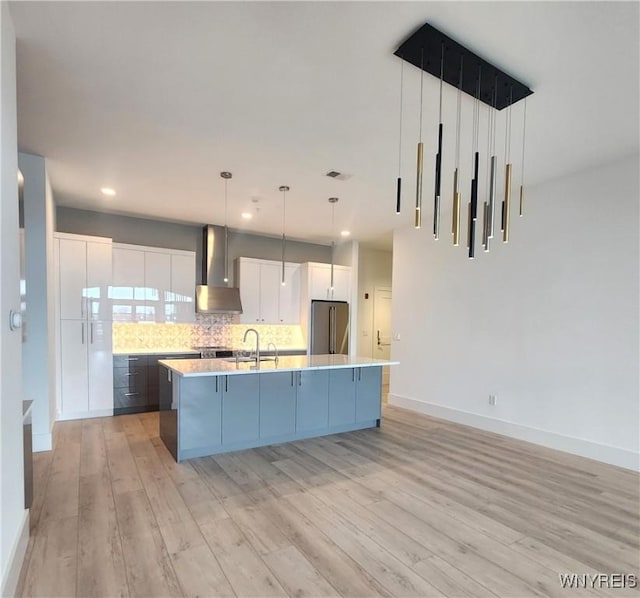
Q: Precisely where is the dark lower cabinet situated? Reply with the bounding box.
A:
[114,353,195,415]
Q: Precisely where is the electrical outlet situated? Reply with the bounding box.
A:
[489,394,497,406]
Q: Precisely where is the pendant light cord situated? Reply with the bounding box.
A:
[521,97,527,183]
[438,44,443,123]
[419,48,424,142]
[398,59,404,177]
[455,56,463,171]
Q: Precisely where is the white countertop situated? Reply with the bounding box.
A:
[113,349,201,356]
[159,354,399,378]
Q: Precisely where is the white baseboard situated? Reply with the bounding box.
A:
[56,408,113,422]
[32,432,52,453]
[388,394,640,472]
[0,509,29,598]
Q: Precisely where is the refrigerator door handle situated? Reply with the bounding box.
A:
[331,305,337,354]
[328,305,334,354]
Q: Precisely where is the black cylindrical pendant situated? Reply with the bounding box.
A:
[396,177,402,214]
[433,123,443,239]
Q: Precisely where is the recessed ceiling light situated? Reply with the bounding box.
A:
[241,212,252,220]
[100,187,116,196]
[340,230,351,237]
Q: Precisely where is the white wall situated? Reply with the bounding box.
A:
[0,3,29,595]
[334,240,359,356]
[19,152,56,451]
[390,155,639,471]
[357,247,393,358]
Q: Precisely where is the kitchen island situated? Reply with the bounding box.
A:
[158,354,398,461]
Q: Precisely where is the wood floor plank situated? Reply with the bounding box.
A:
[262,545,341,597]
[200,517,287,597]
[258,496,391,598]
[77,472,129,598]
[169,544,236,598]
[20,516,78,598]
[285,490,443,597]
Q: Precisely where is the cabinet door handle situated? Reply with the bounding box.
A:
[124,392,139,397]
[80,297,84,318]
[358,368,362,381]
[90,322,94,344]
[298,371,302,386]
[291,371,294,386]
[81,323,85,344]
[225,376,228,393]
[127,357,139,361]
[125,372,138,377]
[352,368,355,382]
[215,377,218,393]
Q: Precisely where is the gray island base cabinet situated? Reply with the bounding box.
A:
[158,355,394,462]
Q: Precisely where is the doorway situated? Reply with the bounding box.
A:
[373,286,392,396]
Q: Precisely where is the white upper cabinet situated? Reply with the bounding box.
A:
[259,262,281,323]
[308,262,351,302]
[111,243,196,323]
[170,252,196,323]
[59,238,87,320]
[112,246,146,322]
[58,235,112,321]
[86,241,113,321]
[238,259,262,324]
[144,251,171,322]
[279,263,300,323]
[237,257,300,324]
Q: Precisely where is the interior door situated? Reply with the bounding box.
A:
[373,287,392,386]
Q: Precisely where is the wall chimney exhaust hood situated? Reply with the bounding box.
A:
[196,225,243,314]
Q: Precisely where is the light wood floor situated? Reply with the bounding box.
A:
[17,405,640,598]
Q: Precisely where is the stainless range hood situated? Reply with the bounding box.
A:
[196,225,243,314]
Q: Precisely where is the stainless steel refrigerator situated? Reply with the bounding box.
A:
[310,300,349,355]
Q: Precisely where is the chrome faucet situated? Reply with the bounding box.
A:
[243,328,260,364]
[266,342,279,364]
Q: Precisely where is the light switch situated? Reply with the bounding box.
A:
[393,332,400,341]
[362,330,368,337]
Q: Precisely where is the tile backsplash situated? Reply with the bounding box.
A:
[113,314,305,353]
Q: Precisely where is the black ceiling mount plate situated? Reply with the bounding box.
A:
[394,23,533,111]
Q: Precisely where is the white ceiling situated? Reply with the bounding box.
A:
[10,1,639,248]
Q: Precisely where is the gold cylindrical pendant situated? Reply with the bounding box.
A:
[503,163,512,243]
[415,142,423,229]
[482,202,489,248]
[519,185,524,217]
[453,192,461,246]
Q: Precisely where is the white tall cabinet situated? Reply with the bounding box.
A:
[55,233,113,420]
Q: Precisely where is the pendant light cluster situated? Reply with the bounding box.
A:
[394,23,533,259]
